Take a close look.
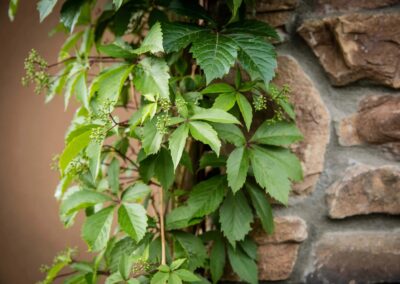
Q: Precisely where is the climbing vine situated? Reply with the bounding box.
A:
[11,0,303,283]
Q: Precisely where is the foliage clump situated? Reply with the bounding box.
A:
[14,0,304,283]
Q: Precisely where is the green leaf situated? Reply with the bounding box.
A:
[133,57,170,99]
[228,0,243,22]
[250,120,303,146]
[169,123,189,169]
[189,121,221,155]
[108,237,137,272]
[122,183,151,202]
[168,273,182,284]
[60,189,111,216]
[230,33,276,86]
[37,0,58,22]
[98,40,136,59]
[142,118,164,155]
[212,123,245,147]
[226,20,279,40]
[226,147,249,193]
[236,93,253,130]
[210,235,225,284]
[166,206,199,230]
[74,70,89,109]
[246,183,274,234]
[187,176,226,218]
[173,231,207,270]
[86,140,103,180]
[8,0,19,21]
[82,206,115,251]
[133,22,164,54]
[201,83,235,94]
[249,145,292,205]
[190,33,238,84]
[113,0,123,10]
[239,237,257,260]
[191,107,240,124]
[212,93,236,111]
[95,64,133,104]
[105,272,124,284]
[155,148,175,190]
[151,271,169,284]
[118,203,148,242]
[60,0,86,32]
[219,191,253,247]
[174,269,199,282]
[119,253,132,280]
[170,259,186,271]
[227,245,258,284]
[162,22,207,53]
[108,158,120,194]
[59,129,91,174]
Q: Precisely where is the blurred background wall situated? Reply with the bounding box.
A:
[0,2,84,283]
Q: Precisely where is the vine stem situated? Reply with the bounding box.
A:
[159,187,166,265]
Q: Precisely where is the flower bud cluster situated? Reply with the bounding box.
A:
[22,49,51,94]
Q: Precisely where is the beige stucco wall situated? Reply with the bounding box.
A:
[0,2,84,283]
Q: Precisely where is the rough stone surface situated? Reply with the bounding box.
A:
[306,231,400,283]
[298,13,400,88]
[337,95,400,159]
[252,0,299,12]
[226,216,307,282]
[326,164,400,219]
[273,56,331,195]
[316,0,400,13]
[252,216,308,244]
[256,11,293,27]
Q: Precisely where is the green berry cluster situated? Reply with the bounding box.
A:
[90,127,106,144]
[253,94,267,111]
[90,99,114,123]
[132,257,152,274]
[159,98,171,112]
[66,157,88,176]
[156,114,170,134]
[22,49,51,94]
[175,97,186,111]
[268,83,291,121]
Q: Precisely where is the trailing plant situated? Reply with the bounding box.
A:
[12,0,303,283]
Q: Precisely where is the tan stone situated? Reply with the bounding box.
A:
[337,95,400,159]
[256,11,293,27]
[316,0,400,12]
[326,164,400,219]
[307,231,400,283]
[252,216,308,244]
[298,13,400,88]
[273,56,331,194]
[252,0,299,12]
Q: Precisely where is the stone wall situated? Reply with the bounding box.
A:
[241,1,400,283]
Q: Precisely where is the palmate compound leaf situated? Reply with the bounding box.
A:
[190,32,238,84]
[229,33,277,86]
[82,206,115,252]
[118,203,148,243]
[219,191,253,247]
[133,57,170,99]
